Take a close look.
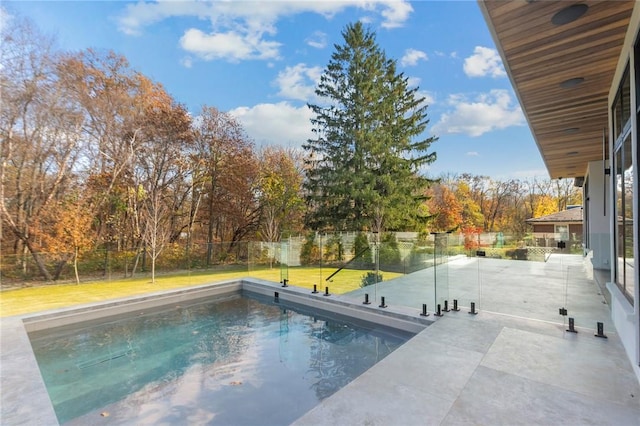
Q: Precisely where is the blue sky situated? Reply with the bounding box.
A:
[3,0,548,180]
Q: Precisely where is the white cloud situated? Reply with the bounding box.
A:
[228,102,314,148]
[432,89,525,137]
[118,1,413,62]
[118,1,211,36]
[463,46,506,78]
[466,151,479,156]
[306,31,327,49]
[180,28,281,62]
[274,63,322,102]
[401,48,427,67]
[360,15,374,25]
[379,0,413,29]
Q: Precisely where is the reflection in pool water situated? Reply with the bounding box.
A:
[30,293,411,425]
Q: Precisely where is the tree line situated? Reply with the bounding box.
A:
[1,17,580,283]
[425,173,582,236]
[1,16,305,282]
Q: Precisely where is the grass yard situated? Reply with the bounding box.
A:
[0,267,402,317]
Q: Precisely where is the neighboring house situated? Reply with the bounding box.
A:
[526,207,583,248]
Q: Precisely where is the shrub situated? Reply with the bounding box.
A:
[300,232,321,265]
[505,248,528,260]
[406,244,432,273]
[351,232,372,268]
[323,234,345,264]
[360,271,383,287]
[378,232,401,269]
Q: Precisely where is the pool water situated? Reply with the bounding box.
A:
[29,293,412,425]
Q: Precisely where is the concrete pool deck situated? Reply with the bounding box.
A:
[295,254,640,425]
[2,255,640,425]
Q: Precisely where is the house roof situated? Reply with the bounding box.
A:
[526,208,583,224]
[478,1,635,179]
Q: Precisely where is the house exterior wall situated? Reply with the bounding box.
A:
[530,224,582,237]
[605,2,640,379]
[532,224,554,233]
[568,224,582,236]
[530,223,582,250]
[586,160,611,270]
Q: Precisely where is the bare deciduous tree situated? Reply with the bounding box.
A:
[1,16,84,280]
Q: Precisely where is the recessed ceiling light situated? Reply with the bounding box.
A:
[563,127,580,134]
[551,4,588,26]
[560,77,585,88]
[566,151,579,156]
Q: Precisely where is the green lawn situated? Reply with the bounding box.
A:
[0,267,402,317]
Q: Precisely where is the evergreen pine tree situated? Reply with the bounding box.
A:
[304,22,437,232]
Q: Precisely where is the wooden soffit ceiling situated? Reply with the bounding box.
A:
[478,0,635,179]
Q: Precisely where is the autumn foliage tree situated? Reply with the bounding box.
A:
[0,16,85,280]
[426,183,463,232]
[32,195,95,283]
[56,49,145,250]
[191,106,260,264]
[427,173,582,239]
[258,146,304,243]
[533,195,557,218]
[133,77,193,282]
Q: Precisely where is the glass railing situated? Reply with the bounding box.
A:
[261,232,456,315]
[458,233,610,331]
[253,231,607,328]
[8,230,610,332]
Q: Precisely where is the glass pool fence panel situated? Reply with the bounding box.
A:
[334,233,452,313]
[463,232,586,324]
[340,238,417,309]
[279,241,289,284]
[320,232,375,300]
[432,233,449,313]
[556,232,612,332]
[442,232,479,315]
[272,234,321,291]
[247,241,282,283]
[0,250,143,284]
[119,241,252,283]
[326,233,423,308]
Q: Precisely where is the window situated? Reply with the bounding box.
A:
[622,70,631,127]
[555,225,569,242]
[613,65,631,139]
[614,134,635,304]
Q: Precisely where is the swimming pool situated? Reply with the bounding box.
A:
[29,289,416,425]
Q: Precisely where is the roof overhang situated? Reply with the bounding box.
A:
[478,1,635,179]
